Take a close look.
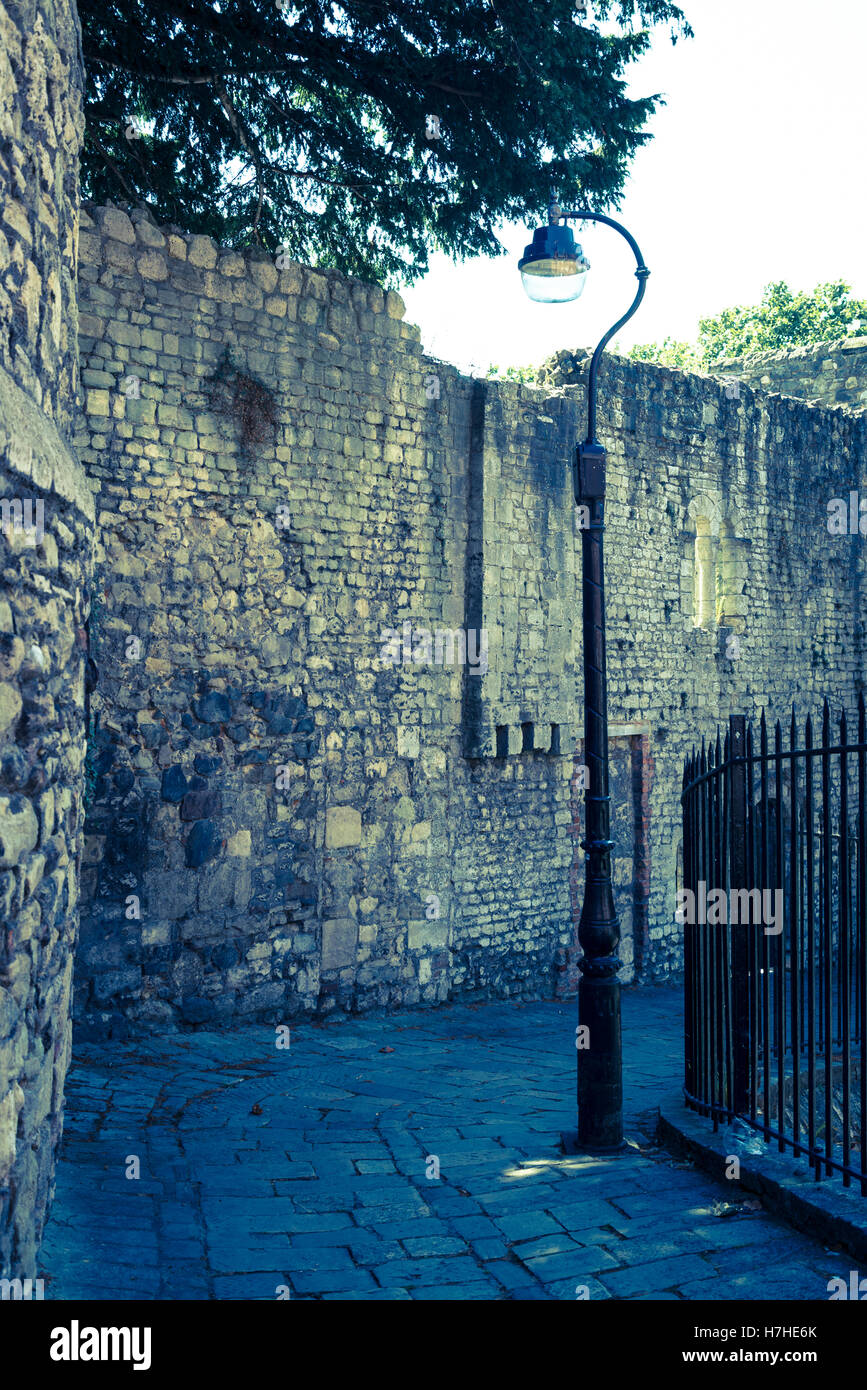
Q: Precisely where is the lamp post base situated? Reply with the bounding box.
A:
[560,1129,627,1156]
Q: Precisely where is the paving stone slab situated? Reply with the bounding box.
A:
[494,1211,564,1241]
[372,1255,482,1287]
[520,1247,621,1281]
[601,1253,717,1297]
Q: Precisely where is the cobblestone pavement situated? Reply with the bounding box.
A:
[40,986,852,1300]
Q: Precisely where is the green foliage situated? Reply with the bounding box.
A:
[79,0,690,286]
[697,281,867,362]
[624,336,700,370]
[624,282,867,373]
[485,363,540,384]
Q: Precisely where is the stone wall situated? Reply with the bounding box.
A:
[0,0,90,1279]
[713,338,867,412]
[542,347,867,982]
[72,207,585,1035]
[73,212,867,1036]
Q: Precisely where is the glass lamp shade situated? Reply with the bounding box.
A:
[518,222,590,303]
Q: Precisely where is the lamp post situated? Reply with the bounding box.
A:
[519,202,649,1151]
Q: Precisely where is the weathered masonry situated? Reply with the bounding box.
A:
[713,337,867,414]
[72,209,867,1036]
[0,0,90,1279]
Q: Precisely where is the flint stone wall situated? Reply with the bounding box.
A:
[0,0,89,1280]
[74,210,867,1034]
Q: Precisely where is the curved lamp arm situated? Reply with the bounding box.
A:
[558,209,650,445]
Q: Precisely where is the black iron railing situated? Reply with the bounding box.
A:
[681,700,867,1193]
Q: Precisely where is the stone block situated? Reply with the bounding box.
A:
[194,691,231,723]
[198,863,237,912]
[0,682,22,732]
[180,788,222,821]
[188,235,218,268]
[385,291,405,320]
[226,829,251,856]
[325,807,361,849]
[161,766,187,802]
[186,820,222,868]
[0,796,39,867]
[98,207,136,244]
[397,726,420,758]
[408,921,449,952]
[321,918,358,971]
[92,968,142,1003]
[145,869,197,921]
[236,981,285,1013]
[138,251,168,280]
[0,1083,25,1186]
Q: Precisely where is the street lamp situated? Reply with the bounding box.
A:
[519,201,650,1151]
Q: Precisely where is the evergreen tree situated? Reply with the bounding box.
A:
[80,0,690,284]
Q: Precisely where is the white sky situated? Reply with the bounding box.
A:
[400,0,867,374]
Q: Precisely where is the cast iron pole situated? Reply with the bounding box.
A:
[559,208,649,1151]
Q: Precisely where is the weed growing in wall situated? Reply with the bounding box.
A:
[206,349,278,455]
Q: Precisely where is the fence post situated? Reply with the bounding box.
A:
[729,714,750,1115]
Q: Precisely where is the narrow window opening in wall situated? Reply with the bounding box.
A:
[521,721,534,752]
[693,518,715,629]
[495,725,508,759]
[717,520,745,627]
[550,723,561,755]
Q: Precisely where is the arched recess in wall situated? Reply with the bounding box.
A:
[683,494,721,630]
[716,512,749,632]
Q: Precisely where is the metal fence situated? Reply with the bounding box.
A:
[681,700,867,1193]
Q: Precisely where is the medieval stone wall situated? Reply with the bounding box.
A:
[714,338,867,413]
[73,212,867,1035]
[0,0,89,1279]
[542,348,867,986]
